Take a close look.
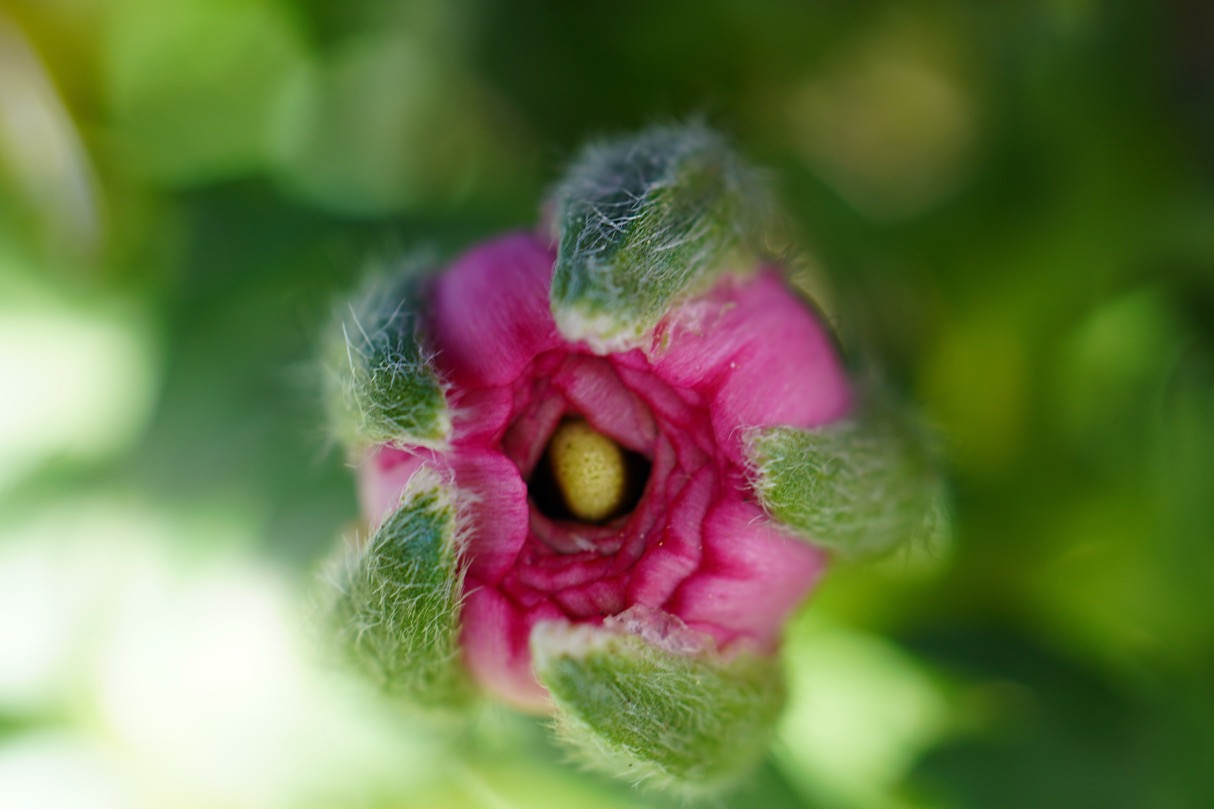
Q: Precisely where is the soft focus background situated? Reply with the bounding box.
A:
[1,1,1212,807]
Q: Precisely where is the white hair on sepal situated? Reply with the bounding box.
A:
[742,399,951,561]
[548,122,779,353]
[531,613,786,796]
[323,251,454,452]
[322,466,474,708]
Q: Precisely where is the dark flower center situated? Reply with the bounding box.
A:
[529,417,650,524]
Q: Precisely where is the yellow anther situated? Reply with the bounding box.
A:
[547,419,627,523]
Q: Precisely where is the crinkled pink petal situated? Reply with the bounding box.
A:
[663,419,715,476]
[460,585,552,711]
[514,545,618,591]
[500,384,567,478]
[613,361,708,426]
[450,449,528,583]
[430,233,561,387]
[554,578,628,620]
[652,270,852,465]
[626,467,712,608]
[499,574,549,609]
[669,498,825,649]
[357,448,431,529]
[552,355,656,453]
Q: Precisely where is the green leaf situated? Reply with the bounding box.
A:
[531,607,785,794]
[745,409,949,560]
[549,123,772,351]
[324,257,450,450]
[326,467,471,707]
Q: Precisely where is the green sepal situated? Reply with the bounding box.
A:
[745,408,948,560]
[549,123,772,352]
[324,258,450,450]
[326,467,471,707]
[531,607,785,794]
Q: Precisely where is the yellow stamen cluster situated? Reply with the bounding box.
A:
[547,419,627,522]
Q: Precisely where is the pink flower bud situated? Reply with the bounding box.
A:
[357,231,853,711]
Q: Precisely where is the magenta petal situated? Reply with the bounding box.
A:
[614,359,708,425]
[450,385,515,444]
[555,578,628,620]
[460,585,552,711]
[552,356,656,453]
[430,233,560,387]
[670,498,825,649]
[648,279,751,391]
[500,385,567,478]
[626,467,712,608]
[653,270,852,466]
[357,448,432,528]
[515,546,617,591]
[450,449,528,583]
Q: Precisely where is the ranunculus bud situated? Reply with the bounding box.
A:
[321,124,945,794]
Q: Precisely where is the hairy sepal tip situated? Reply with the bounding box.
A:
[746,411,949,560]
[531,607,785,795]
[327,466,472,708]
[549,123,773,351]
[325,264,452,451]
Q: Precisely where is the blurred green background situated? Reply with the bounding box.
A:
[1,1,1212,807]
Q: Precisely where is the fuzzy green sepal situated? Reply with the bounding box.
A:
[745,412,948,560]
[532,609,784,794]
[325,263,450,450]
[549,123,772,352]
[327,468,471,707]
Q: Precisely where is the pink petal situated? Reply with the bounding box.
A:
[429,233,560,388]
[648,281,750,390]
[356,447,433,527]
[513,545,617,591]
[626,467,713,608]
[499,577,549,610]
[669,498,825,649]
[662,418,715,477]
[460,585,552,712]
[450,385,515,445]
[500,384,566,478]
[450,449,529,583]
[554,577,628,620]
[552,355,656,453]
[613,361,707,426]
[652,270,852,466]
[607,348,651,372]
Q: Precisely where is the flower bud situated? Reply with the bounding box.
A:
[319,124,946,792]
